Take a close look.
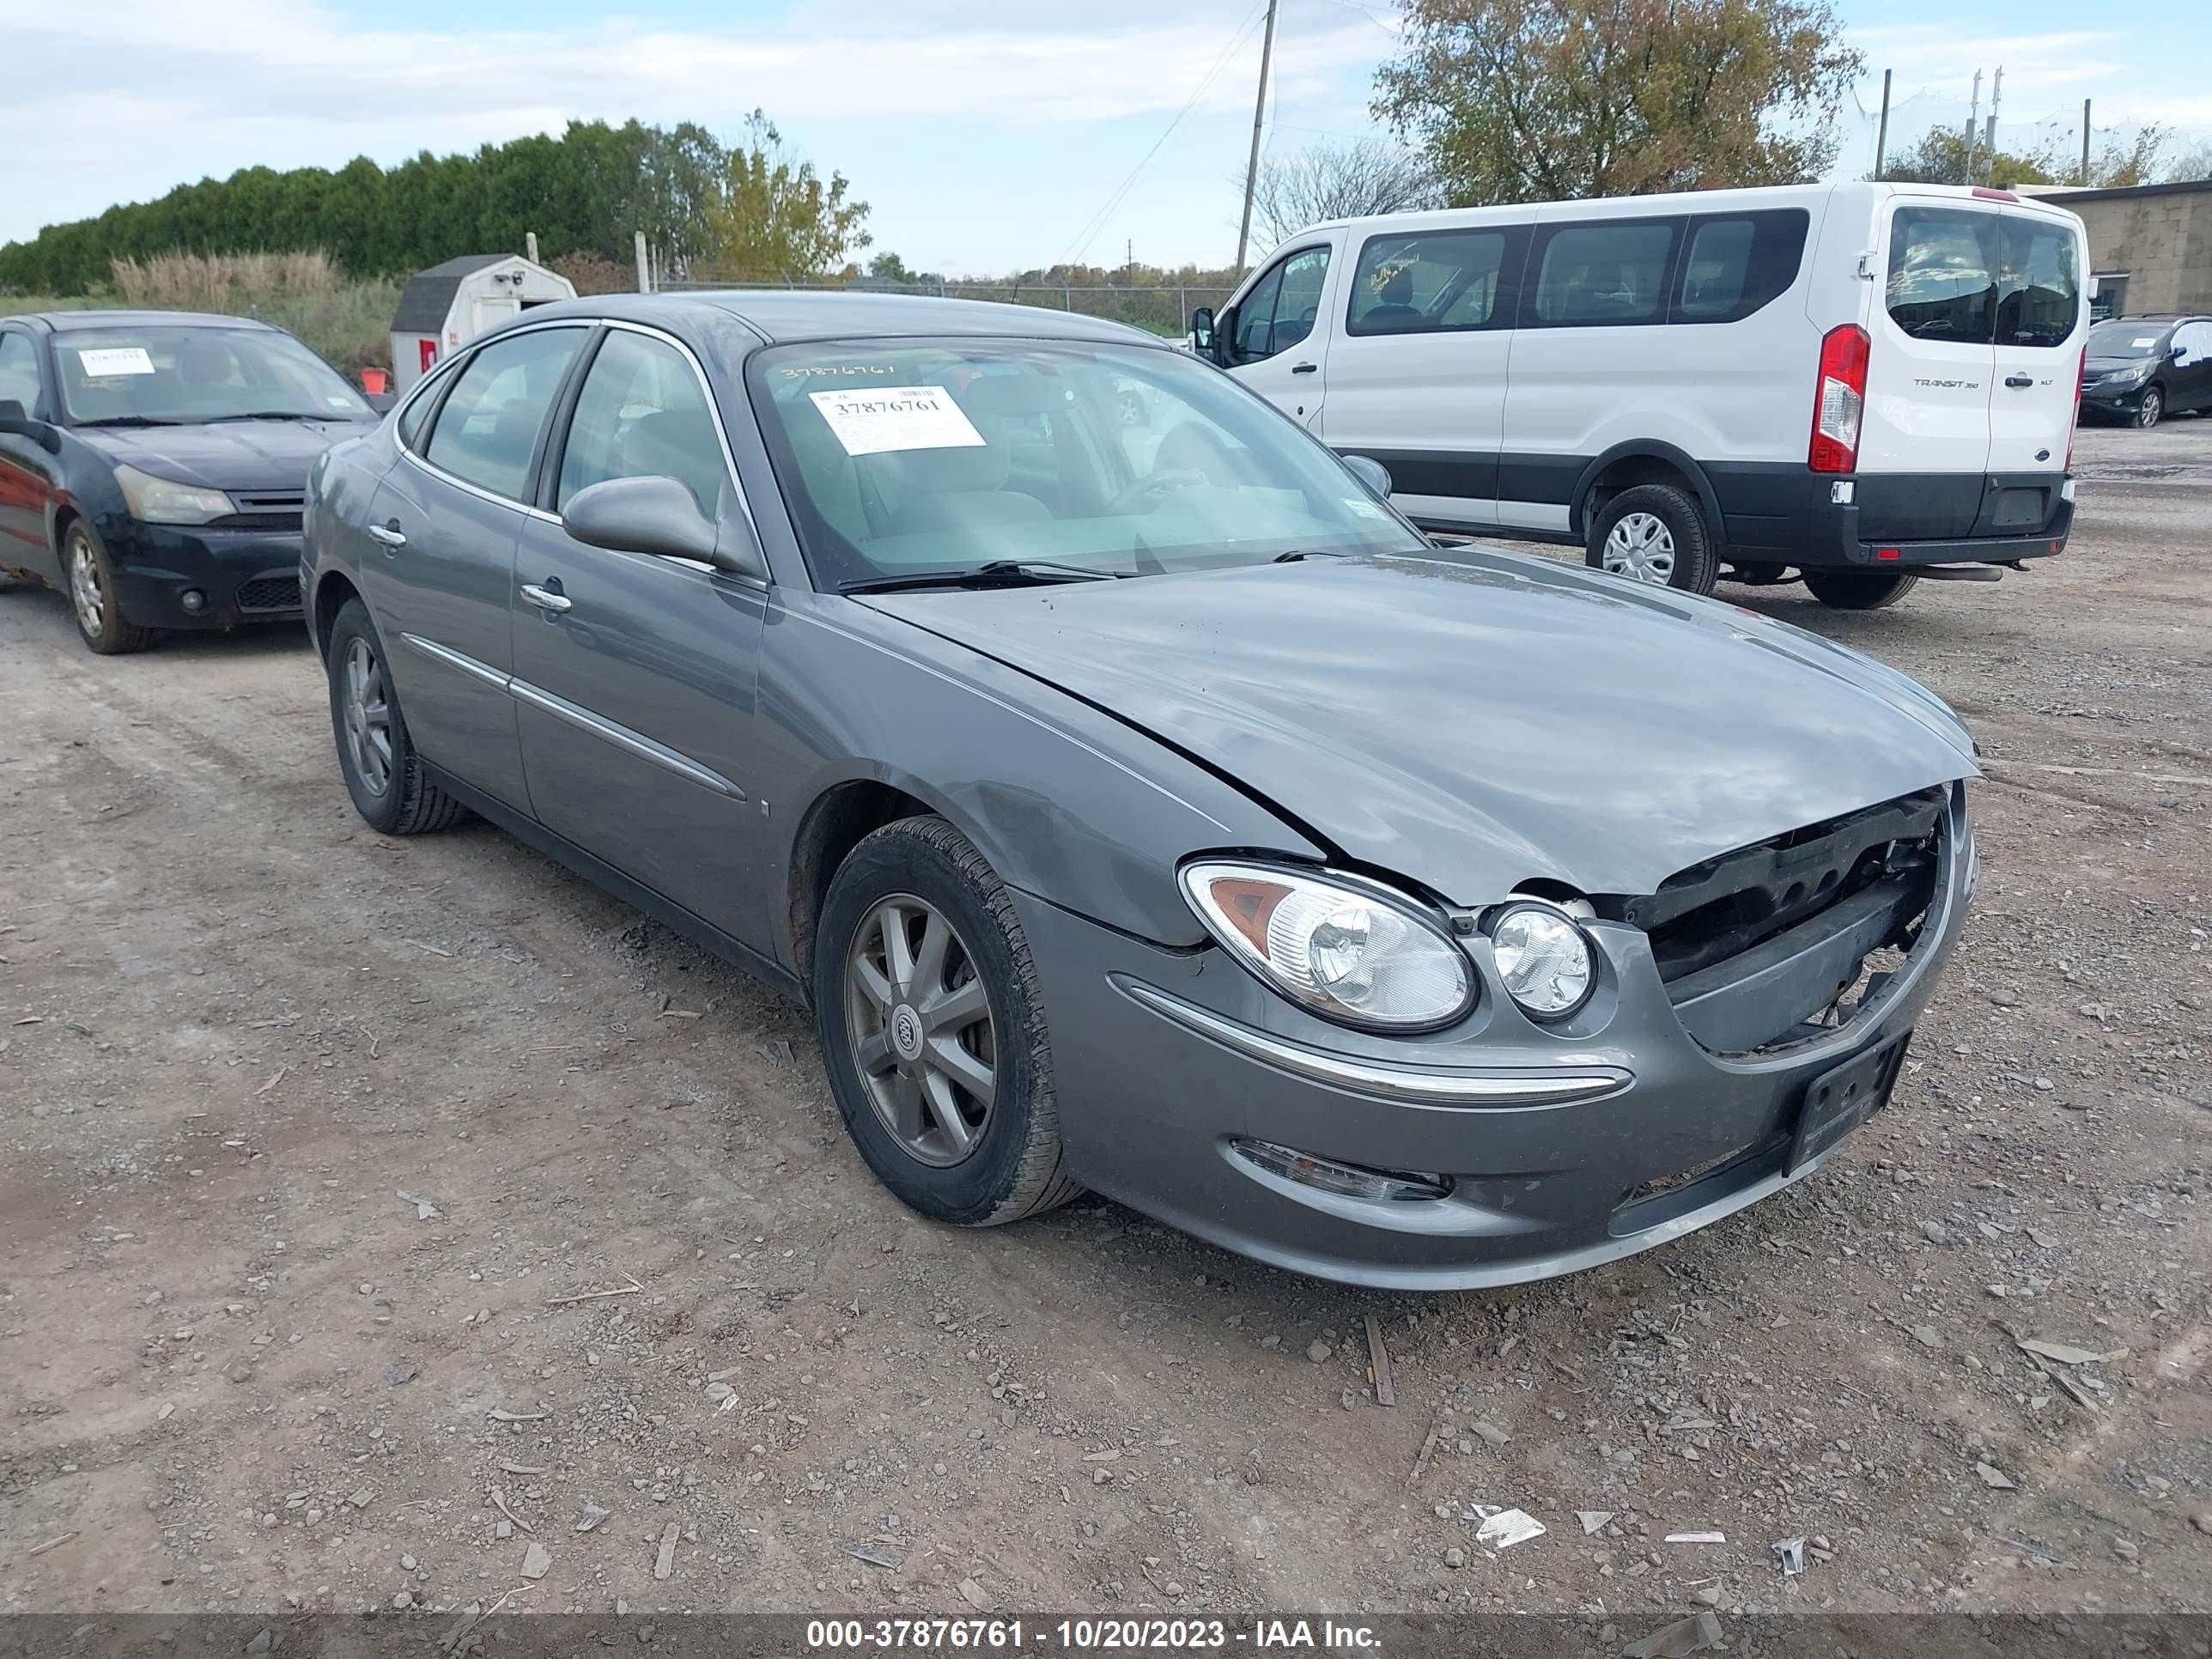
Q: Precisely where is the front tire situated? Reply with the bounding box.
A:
[64,521,157,655]
[815,816,1079,1227]
[2135,386,2165,428]
[325,598,465,836]
[1803,569,1919,610]
[1585,483,1717,595]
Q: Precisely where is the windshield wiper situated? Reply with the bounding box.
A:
[71,414,186,428]
[1272,549,1351,562]
[839,560,1123,595]
[201,410,330,422]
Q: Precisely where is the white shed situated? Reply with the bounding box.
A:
[388,254,577,392]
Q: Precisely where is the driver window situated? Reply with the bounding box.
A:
[1233,248,1330,363]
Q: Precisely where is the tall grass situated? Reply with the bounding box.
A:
[2,251,403,378]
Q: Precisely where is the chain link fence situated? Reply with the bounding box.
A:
[652,277,1234,338]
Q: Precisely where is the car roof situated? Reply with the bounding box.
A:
[13,309,282,333]
[509,289,1167,349]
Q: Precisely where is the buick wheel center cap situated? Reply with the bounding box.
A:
[890,1004,924,1061]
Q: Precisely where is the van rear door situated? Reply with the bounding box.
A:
[1988,205,2086,480]
[1859,199,1997,538]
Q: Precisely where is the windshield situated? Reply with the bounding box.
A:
[56,325,372,424]
[2084,321,2166,359]
[747,337,1425,589]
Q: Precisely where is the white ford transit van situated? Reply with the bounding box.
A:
[1190,182,2087,608]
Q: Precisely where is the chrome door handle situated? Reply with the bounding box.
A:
[520,582,572,613]
[367,522,406,549]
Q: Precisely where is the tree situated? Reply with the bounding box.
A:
[1243,140,1442,249]
[1886,128,2056,187]
[2166,141,2212,184]
[702,112,872,279]
[1374,0,1862,205]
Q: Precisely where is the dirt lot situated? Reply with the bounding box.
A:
[3,422,2208,1628]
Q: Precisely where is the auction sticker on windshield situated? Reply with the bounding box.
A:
[810,386,986,456]
[79,347,155,377]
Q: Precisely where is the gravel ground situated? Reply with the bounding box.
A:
[2,422,2206,1626]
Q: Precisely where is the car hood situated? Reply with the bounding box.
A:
[73,418,371,493]
[863,550,1977,902]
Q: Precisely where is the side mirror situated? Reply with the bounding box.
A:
[1341,453,1393,501]
[1189,307,1215,357]
[562,475,765,580]
[0,399,60,454]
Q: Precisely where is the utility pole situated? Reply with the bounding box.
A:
[1234,0,1280,274]
[1873,69,1892,179]
[1984,64,2003,180]
[2081,99,2094,185]
[1965,69,1982,180]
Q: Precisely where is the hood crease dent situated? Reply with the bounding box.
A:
[863,550,1976,904]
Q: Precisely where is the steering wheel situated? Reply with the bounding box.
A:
[1103,468,1209,516]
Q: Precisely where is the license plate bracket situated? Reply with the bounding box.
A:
[1790,1032,1910,1172]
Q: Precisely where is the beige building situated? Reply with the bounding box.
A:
[2040,179,2212,319]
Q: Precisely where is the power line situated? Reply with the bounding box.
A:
[1057,0,1270,267]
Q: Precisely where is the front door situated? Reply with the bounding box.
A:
[365,324,588,811]
[0,327,61,579]
[2169,320,2212,412]
[509,325,773,947]
[1222,242,1337,429]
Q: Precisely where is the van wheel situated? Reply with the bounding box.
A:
[2135,386,2164,428]
[1586,484,1717,596]
[1803,570,1919,610]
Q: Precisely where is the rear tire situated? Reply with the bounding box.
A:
[815,815,1079,1228]
[1803,569,1919,610]
[325,598,465,836]
[64,521,157,655]
[1585,483,1718,596]
[2135,386,2165,428]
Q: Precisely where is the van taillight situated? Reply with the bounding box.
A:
[1809,324,1869,474]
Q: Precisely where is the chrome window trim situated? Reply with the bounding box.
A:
[397,630,747,800]
[1117,980,1631,1107]
[398,319,592,520]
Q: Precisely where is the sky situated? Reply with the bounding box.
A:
[3,0,2209,276]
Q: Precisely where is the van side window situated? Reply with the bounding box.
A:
[1887,208,1997,343]
[1673,210,1809,324]
[1230,247,1330,364]
[1530,221,1677,325]
[1346,228,1516,336]
[1996,218,2081,349]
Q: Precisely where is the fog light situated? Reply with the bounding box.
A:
[181,589,208,614]
[1231,1138,1452,1202]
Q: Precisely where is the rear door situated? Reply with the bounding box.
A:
[1989,206,2085,477]
[2171,320,2212,411]
[1861,199,1998,536]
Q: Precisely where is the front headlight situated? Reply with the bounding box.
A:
[1180,860,1475,1031]
[114,464,233,526]
[1487,902,1595,1020]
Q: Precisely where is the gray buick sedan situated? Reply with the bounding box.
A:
[303,292,1978,1289]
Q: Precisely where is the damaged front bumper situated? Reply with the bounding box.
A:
[1017,785,1972,1289]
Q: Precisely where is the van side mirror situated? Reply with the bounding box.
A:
[0,399,60,453]
[1189,307,1215,358]
[562,475,766,580]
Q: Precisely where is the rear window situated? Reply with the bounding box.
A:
[1674,210,1809,324]
[1998,217,2081,348]
[1346,227,1516,336]
[1531,222,1676,325]
[1887,207,1996,343]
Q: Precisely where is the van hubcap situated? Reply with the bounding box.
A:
[342,637,393,796]
[69,538,104,634]
[846,895,995,1168]
[1601,512,1676,584]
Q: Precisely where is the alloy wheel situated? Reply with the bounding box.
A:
[342,635,394,796]
[845,894,996,1168]
[2137,388,2163,428]
[1601,511,1677,585]
[68,536,105,635]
